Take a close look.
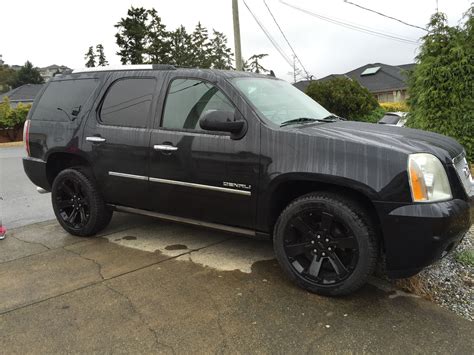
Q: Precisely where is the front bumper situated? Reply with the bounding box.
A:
[376,196,473,278]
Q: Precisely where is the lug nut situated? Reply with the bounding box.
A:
[311,240,315,244]
[313,249,317,253]
[325,238,329,242]
[322,252,326,256]
[317,235,321,239]
[328,247,332,251]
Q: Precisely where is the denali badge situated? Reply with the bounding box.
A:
[223,182,252,190]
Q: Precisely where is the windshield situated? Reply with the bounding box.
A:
[379,114,400,125]
[232,77,331,126]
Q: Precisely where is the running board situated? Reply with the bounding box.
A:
[108,205,257,237]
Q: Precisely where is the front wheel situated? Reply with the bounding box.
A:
[273,192,378,296]
[51,168,112,236]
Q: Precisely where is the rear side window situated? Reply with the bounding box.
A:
[162,79,235,131]
[32,79,99,121]
[100,78,156,128]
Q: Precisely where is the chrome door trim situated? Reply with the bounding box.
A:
[109,205,256,236]
[149,177,251,196]
[86,136,106,143]
[109,172,148,181]
[154,144,178,151]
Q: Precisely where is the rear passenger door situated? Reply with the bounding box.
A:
[83,74,160,209]
[148,75,260,230]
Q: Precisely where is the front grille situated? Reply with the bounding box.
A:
[452,152,473,195]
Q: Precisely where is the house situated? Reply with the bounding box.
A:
[294,63,415,103]
[0,84,44,108]
[38,64,72,81]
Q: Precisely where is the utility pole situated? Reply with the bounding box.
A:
[232,0,243,71]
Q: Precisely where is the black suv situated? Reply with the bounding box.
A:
[23,65,473,295]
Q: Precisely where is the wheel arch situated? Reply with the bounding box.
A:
[263,173,382,240]
[45,151,92,188]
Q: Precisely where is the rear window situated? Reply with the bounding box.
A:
[99,78,156,128]
[32,79,99,121]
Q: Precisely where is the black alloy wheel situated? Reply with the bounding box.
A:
[52,168,113,236]
[274,192,378,296]
[55,177,90,230]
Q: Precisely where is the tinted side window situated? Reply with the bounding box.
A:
[32,79,99,121]
[100,78,156,128]
[162,79,235,130]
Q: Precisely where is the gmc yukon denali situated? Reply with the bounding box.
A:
[23,65,473,295]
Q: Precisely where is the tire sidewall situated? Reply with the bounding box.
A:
[274,194,375,296]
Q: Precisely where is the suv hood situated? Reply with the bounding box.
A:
[302,121,463,162]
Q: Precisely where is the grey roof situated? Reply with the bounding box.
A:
[294,63,416,93]
[0,84,44,103]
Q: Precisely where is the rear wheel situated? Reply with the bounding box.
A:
[51,168,112,236]
[273,192,378,296]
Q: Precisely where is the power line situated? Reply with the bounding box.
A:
[279,1,420,45]
[242,0,294,68]
[343,1,428,32]
[263,0,311,79]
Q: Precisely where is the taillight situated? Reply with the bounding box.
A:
[23,119,31,157]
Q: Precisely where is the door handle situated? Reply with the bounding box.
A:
[154,144,178,151]
[86,136,106,143]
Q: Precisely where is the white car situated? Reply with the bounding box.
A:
[378,112,408,127]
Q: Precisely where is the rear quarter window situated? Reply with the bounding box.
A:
[31,78,99,121]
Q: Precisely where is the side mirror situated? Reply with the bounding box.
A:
[199,110,245,137]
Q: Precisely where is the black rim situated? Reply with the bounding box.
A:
[55,177,90,230]
[283,209,359,286]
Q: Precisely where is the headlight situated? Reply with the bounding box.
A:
[408,153,452,202]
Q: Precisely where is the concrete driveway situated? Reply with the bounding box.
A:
[1,212,473,354]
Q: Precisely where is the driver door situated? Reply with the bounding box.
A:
[148,76,260,229]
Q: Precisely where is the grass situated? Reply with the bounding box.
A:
[455,249,474,267]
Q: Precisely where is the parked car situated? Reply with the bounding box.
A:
[0,220,6,240]
[23,65,473,296]
[378,112,407,127]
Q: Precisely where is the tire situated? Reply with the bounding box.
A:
[273,192,378,296]
[51,167,113,236]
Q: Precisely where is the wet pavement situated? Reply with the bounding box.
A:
[1,213,473,354]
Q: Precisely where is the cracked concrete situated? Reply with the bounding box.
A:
[0,214,473,353]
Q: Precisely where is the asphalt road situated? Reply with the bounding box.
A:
[0,146,55,228]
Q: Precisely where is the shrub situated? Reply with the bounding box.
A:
[0,97,31,141]
[305,77,379,120]
[356,106,386,123]
[380,101,410,112]
[407,8,474,162]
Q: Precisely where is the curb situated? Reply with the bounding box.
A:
[0,141,23,148]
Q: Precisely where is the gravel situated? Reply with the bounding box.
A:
[396,225,474,321]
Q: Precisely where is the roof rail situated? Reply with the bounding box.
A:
[72,64,176,74]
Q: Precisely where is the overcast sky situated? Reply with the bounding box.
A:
[1,0,471,82]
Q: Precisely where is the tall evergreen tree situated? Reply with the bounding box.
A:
[408,7,474,160]
[11,61,44,88]
[84,46,96,68]
[115,7,149,64]
[168,25,194,67]
[190,22,211,68]
[245,54,269,73]
[96,44,109,66]
[209,30,234,69]
[147,9,171,64]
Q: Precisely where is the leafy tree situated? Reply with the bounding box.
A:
[115,7,150,64]
[0,65,16,93]
[10,61,44,88]
[209,30,234,69]
[190,22,211,68]
[245,54,269,73]
[96,44,109,66]
[147,9,171,64]
[305,77,379,120]
[407,8,474,161]
[84,46,96,68]
[168,25,194,66]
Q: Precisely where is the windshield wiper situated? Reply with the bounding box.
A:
[280,117,337,127]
